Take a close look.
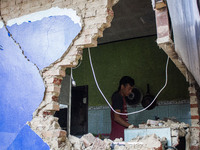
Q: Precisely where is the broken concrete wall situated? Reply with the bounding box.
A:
[0,0,118,149]
[152,1,200,149]
[188,85,200,150]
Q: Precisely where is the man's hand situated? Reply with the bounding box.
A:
[128,124,135,129]
[114,109,131,128]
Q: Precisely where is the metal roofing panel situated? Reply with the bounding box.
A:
[167,0,200,85]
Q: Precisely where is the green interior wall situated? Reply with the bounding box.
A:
[69,36,189,106]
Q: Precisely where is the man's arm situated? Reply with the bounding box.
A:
[113,109,131,128]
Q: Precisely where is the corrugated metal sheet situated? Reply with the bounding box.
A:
[167,0,200,85]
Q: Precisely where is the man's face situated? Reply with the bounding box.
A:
[121,84,133,97]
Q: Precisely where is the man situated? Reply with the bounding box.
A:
[110,76,134,140]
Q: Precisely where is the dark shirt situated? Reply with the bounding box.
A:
[112,91,123,111]
[110,91,128,140]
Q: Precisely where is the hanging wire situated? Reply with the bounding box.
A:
[71,67,76,87]
[72,59,82,70]
[88,47,170,115]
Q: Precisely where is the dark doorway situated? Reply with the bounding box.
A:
[70,85,88,136]
[55,85,88,136]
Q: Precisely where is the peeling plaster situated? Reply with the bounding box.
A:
[1,7,82,70]
[1,7,81,28]
[0,6,81,149]
[0,0,116,149]
[6,15,81,70]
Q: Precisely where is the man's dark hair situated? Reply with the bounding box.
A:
[117,76,135,91]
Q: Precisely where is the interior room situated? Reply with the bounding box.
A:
[0,0,199,150]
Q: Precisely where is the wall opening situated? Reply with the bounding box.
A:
[1,0,199,149]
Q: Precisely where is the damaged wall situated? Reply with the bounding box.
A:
[72,36,189,106]
[152,0,200,149]
[0,0,118,149]
[0,19,48,149]
[166,0,200,86]
[0,7,81,149]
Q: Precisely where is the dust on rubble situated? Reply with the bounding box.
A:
[65,119,190,150]
[67,133,163,150]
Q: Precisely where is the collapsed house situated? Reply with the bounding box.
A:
[0,0,199,150]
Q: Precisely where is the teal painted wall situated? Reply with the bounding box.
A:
[71,36,189,106]
[88,103,191,134]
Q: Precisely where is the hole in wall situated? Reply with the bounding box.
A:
[57,1,191,148]
[54,72,88,137]
[1,0,197,149]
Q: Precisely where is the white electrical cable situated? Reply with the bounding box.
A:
[71,68,76,87]
[72,59,82,69]
[88,47,169,115]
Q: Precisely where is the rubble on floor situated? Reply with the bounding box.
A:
[65,119,190,150]
[68,133,163,150]
[139,118,190,147]
[111,134,164,150]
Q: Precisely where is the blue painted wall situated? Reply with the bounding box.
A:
[0,15,81,149]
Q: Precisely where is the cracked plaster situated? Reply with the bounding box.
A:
[0,0,116,149]
[0,6,81,150]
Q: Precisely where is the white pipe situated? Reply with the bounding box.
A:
[88,47,169,115]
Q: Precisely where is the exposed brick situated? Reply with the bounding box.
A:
[191,127,200,130]
[1,0,119,150]
[7,1,16,7]
[46,85,61,94]
[42,130,67,138]
[190,93,197,96]
[189,86,196,94]
[44,102,60,111]
[190,146,200,150]
[190,97,198,104]
[53,78,63,85]
[52,96,59,102]
[191,104,199,108]
[191,119,200,127]
[74,35,97,47]
[43,111,53,116]
[1,0,9,8]
[191,107,199,116]
[84,28,99,35]
[1,7,9,16]
[15,0,23,4]
[191,115,200,119]
[107,8,114,17]
[43,67,66,77]
[155,7,170,44]
[44,93,59,103]
[85,8,97,18]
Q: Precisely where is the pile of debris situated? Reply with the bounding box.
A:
[63,119,190,150]
[138,119,190,148]
[111,134,164,150]
[67,133,163,150]
[68,133,111,150]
